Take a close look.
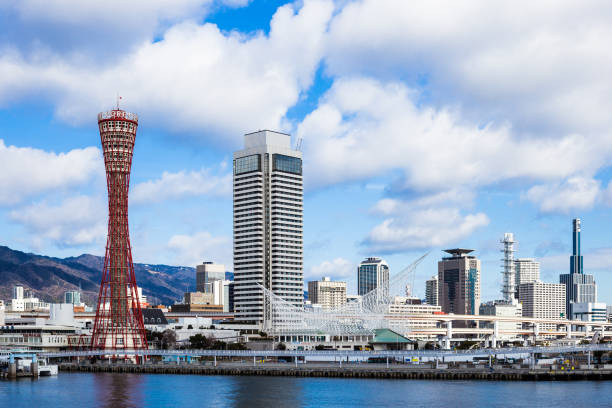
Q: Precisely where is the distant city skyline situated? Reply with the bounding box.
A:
[2,1,612,306]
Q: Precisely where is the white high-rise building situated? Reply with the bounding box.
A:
[501,233,516,302]
[211,279,234,313]
[515,259,540,286]
[519,281,566,330]
[308,277,347,309]
[233,130,303,325]
[13,286,24,300]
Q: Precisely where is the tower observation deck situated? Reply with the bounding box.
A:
[91,108,147,356]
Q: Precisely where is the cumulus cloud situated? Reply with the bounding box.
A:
[308,257,354,281]
[9,195,106,247]
[0,0,230,59]
[0,139,102,206]
[166,231,231,267]
[540,247,612,274]
[299,78,604,191]
[325,0,612,136]
[131,168,231,204]
[524,176,600,213]
[0,0,334,144]
[365,208,489,253]
[364,192,489,253]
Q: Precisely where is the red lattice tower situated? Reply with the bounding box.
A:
[91,108,147,357]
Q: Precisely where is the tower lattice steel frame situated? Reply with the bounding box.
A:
[91,108,147,356]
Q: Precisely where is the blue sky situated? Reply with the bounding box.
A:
[1,0,612,303]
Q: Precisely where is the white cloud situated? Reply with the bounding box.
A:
[131,168,231,204]
[540,247,612,274]
[0,139,102,206]
[366,208,489,253]
[220,0,251,7]
[524,176,600,213]
[364,192,489,253]
[0,1,228,59]
[9,195,106,247]
[299,78,604,191]
[308,257,354,281]
[371,189,475,216]
[0,0,334,143]
[325,0,612,136]
[166,231,231,267]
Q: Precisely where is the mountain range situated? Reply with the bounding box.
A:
[0,245,217,306]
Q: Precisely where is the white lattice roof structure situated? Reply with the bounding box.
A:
[262,253,429,335]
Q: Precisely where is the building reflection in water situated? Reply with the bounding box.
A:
[227,376,304,408]
[94,373,144,408]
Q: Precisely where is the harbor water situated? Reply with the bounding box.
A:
[2,373,612,407]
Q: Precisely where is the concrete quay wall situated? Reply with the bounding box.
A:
[58,363,612,381]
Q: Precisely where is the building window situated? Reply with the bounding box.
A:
[234,154,261,175]
[273,154,302,175]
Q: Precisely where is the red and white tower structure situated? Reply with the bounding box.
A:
[91,107,147,355]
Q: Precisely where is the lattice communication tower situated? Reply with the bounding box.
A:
[91,108,147,356]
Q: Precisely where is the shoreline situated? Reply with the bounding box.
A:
[57,363,612,381]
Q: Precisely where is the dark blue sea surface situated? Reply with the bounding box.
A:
[2,373,612,407]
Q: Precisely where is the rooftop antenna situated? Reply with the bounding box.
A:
[295,137,303,151]
[116,93,122,110]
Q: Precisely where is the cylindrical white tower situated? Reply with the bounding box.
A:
[501,233,516,302]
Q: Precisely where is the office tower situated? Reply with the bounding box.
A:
[438,249,480,315]
[358,257,390,296]
[425,275,438,305]
[196,262,226,293]
[91,107,147,354]
[64,290,81,305]
[560,218,597,318]
[233,130,303,325]
[519,281,566,329]
[308,277,347,309]
[500,233,516,302]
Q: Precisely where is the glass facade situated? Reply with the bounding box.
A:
[358,265,378,295]
[234,154,260,175]
[273,154,302,175]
